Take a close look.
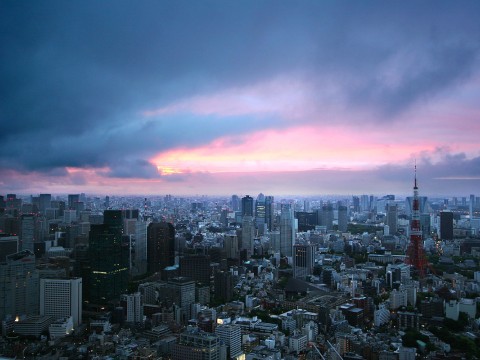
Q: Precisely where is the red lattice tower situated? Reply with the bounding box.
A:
[406,165,427,277]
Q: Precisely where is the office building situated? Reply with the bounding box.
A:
[215,324,242,359]
[338,205,348,232]
[241,216,255,256]
[280,204,295,257]
[121,292,143,324]
[20,214,35,252]
[214,270,234,303]
[386,204,398,234]
[0,250,39,321]
[168,277,195,324]
[0,236,19,261]
[241,195,254,217]
[88,210,129,304]
[440,211,454,240]
[40,278,82,326]
[147,222,175,274]
[180,254,211,284]
[67,194,79,210]
[293,244,315,279]
[172,327,221,360]
[265,196,275,231]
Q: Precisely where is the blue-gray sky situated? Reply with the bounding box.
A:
[1,1,480,196]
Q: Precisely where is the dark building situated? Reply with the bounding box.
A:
[321,204,334,231]
[241,195,254,217]
[88,210,129,304]
[147,222,175,274]
[265,195,275,231]
[180,254,211,284]
[338,205,348,232]
[295,212,317,232]
[440,211,454,240]
[67,194,80,210]
[420,298,444,319]
[0,235,18,261]
[214,270,234,302]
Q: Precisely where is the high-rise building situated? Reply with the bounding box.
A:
[38,194,51,214]
[147,222,175,274]
[133,219,148,276]
[214,270,233,302]
[121,292,143,324]
[241,216,255,256]
[265,196,275,231]
[386,204,398,234]
[293,244,315,279]
[338,206,348,232]
[215,324,242,359]
[280,204,295,257]
[40,278,82,326]
[223,233,238,259]
[255,193,266,232]
[180,254,211,284]
[20,214,35,252]
[88,210,129,304]
[0,250,39,321]
[172,327,220,360]
[440,211,454,240]
[168,277,195,324]
[321,204,334,231]
[241,196,254,217]
[231,195,240,212]
[470,194,475,219]
[67,194,80,210]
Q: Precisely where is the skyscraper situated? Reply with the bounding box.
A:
[265,195,275,231]
[241,195,254,217]
[293,244,315,279]
[180,254,211,284]
[67,194,80,210]
[20,214,35,252]
[88,210,129,304]
[386,204,398,234]
[0,250,39,321]
[168,277,195,324]
[147,222,175,274]
[241,216,255,256]
[40,278,82,326]
[440,211,454,240]
[215,324,242,359]
[231,195,240,212]
[255,193,266,231]
[338,206,348,232]
[280,204,295,257]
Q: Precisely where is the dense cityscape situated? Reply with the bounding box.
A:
[1,172,480,360]
[2,1,480,359]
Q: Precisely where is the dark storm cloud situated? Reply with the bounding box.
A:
[1,1,480,177]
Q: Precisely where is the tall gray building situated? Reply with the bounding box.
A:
[280,204,295,257]
[0,250,39,321]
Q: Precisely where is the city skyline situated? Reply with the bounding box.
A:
[1,2,480,196]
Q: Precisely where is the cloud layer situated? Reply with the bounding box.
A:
[1,1,480,196]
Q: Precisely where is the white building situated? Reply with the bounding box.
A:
[389,289,407,310]
[289,333,307,354]
[49,316,74,340]
[459,298,476,319]
[215,324,242,359]
[374,304,391,327]
[445,300,459,321]
[122,292,143,323]
[40,277,82,327]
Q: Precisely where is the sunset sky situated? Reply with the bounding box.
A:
[1,1,480,197]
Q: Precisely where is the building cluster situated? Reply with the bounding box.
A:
[0,184,480,359]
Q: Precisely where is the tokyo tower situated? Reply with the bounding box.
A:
[406,165,427,278]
